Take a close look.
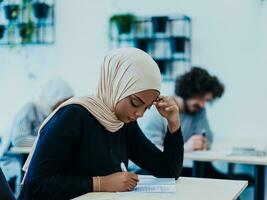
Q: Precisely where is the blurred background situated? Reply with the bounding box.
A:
[0,0,267,199]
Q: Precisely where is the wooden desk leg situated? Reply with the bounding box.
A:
[192,161,205,177]
[254,165,265,200]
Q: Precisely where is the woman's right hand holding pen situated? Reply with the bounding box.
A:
[93,172,139,192]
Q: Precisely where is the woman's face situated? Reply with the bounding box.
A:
[115,90,160,123]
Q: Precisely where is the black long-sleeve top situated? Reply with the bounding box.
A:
[19,104,184,200]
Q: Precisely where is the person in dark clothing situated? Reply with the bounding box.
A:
[19,47,184,200]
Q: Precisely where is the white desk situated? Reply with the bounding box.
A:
[73,177,247,200]
[185,150,267,165]
[184,150,267,200]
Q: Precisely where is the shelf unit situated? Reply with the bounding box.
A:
[109,15,192,81]
[0,0,55,46]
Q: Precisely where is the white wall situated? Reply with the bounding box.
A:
[113,0,267,145]
[1,0,267,149]
[0,0,266,198]
[0,0,114,130]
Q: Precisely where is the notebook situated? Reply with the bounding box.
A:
[132,175,176,193]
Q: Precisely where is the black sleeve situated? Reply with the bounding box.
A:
[22,105,93,200]
[128,122,184,179]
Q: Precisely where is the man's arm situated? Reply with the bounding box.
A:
[193,109,214,149]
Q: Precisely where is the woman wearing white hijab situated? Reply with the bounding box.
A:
[0,78,73,197]
[10,78,74,147]
[19,48,184,200]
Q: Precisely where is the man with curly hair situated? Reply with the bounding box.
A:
[140,67,224,152]
[129,67,224,174]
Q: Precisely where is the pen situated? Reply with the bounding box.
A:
[201,129,207,150]
[120,162,127,172]
[201,129,206,137]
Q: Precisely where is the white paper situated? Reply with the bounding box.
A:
[133,175,176,193]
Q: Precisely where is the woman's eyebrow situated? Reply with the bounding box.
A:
[132,95,145,104]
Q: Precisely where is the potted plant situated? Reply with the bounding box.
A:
[109,13,136,35]
[151,16,169,33]
[170,36,187,53]
[33,2,50,19]
[0,25,5,39]
[135,38,149,52]
[4,4,20,20]
[19,21,34,43]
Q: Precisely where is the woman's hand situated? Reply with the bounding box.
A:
[95,172,139,192]
[154,96,180,133]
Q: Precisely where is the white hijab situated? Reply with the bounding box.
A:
[34,78,74,116]
[22,47,161,177]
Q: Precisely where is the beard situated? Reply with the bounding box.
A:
[184,100,202,116]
